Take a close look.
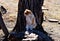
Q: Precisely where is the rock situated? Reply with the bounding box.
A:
[48,19,59,22]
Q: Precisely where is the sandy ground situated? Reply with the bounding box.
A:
[43,21,60,41]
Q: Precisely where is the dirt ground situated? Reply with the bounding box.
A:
[43,21,60,41]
